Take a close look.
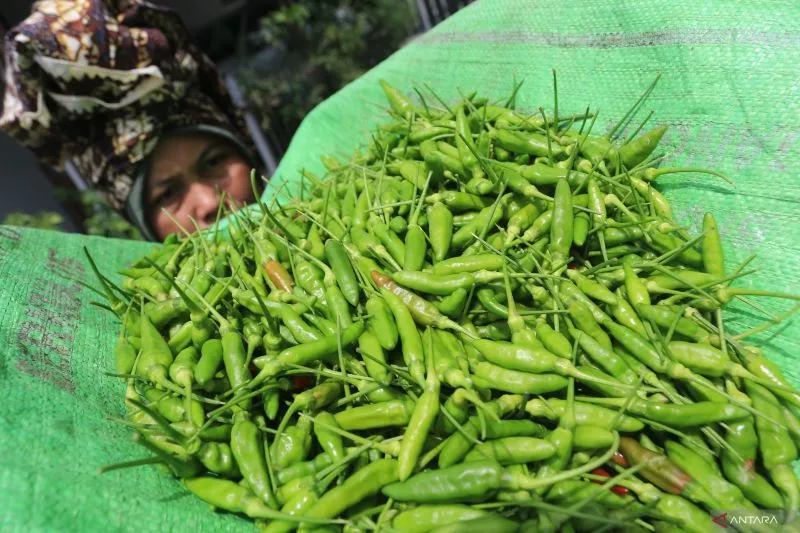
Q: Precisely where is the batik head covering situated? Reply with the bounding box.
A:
[0,0,254,235]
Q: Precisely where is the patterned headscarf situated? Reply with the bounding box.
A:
[0,0,252,213]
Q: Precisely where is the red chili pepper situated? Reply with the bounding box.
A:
[619,436,691,495]
[612,450,628,467]
[265,260,294,292]
[568,262,578,270]
[590,467,630,496]
[248,363,259,376]
[291,374,314,390]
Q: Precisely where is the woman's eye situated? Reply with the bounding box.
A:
[200,151,231,180]
[208,153,225,166]
[157,184,181,205]
[205,151,229,168]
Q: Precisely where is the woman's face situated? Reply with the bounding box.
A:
[146,134,255,239]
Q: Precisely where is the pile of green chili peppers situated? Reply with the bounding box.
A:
[97,77,800,533]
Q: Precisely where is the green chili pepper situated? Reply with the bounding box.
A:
[169,346,199,389]
[294,260,327,303]
[167,321,193,353]
[652,494,716,533]
[357,329,390,385]
[429,329,470,389]
[409,125,452,144]
[525,398,643,432]
[276,452,333,485]
[619,125,667,169]
[324,239,360,306]
[635,304,709,343]
[352,191,369,232]
[608,289,647,336]
[560,280,611,324]
[579,135,617,166]
[398,333,441,480]
[115,334,137,375]
[137,313,175,390]
[183,477,330,523]
[471,361,568,395]
[701,213,724,277]
[385,459,505,503]
[197,442,240,478]
[429,515,519,533]
[428,202,454,262]
[334,398,414,430]
[426,190,490,212]
[603,320,665,372]
[492,130,563,158]
[568,301,613,351]
[231,413,280,508]
[304,458,399,521]
[399,270,502,296]
[372,220,406,268]
[391,159,427,189]
[433,253,505,274]
[365,295,399,350]
[547,480,635,510]
[465,175,494,195]
[372,271,458,331]
[572,425,616,449]
[379,80,415,118]
[475,321,512,341]
[313,411,345,463]
[251,322,364,387]
[451,202,506,251]
[455,106,482,179]
[277,304,322,344]
[720,417,787,509]
[665,440,753,511]
[434,288,469,317]
[745,356,800,410]
[195,339,224,387]
[380,287,426,386]
[748,382,799,521]
[464,436,556,465]
[392,505,488,533]
[535,322,572,359]
[172,420,231,441]
[572,211,590,247]
[264,489,319,533]
[438,395,524,467]
[566,270,617,305]
[222,331,252,408]
[623,262,650,306]
[272,416,313,468]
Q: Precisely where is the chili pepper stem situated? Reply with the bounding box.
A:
[131,433,198,477]
[647,166,734,185]
[298,412,401,456]
[512,433,620,491]
[98,456,165,474]
[734,303,800,341]
[605,73,661,140]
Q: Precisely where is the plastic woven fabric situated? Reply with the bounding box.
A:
[1,1,799,530]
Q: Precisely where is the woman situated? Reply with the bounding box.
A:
[1,0,260,241]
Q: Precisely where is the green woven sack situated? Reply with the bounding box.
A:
[1,1,798,531]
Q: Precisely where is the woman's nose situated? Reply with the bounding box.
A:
[187,181,220,228]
